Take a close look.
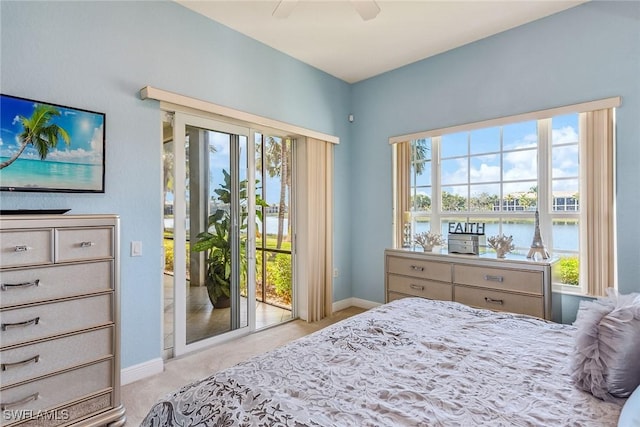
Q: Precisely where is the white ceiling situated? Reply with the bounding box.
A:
[176,0,586,83]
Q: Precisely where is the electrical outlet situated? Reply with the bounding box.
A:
[333,268,339,278]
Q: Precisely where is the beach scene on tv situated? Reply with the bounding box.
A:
[0,94,105,192]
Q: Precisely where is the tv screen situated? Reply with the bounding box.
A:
[0,94,105,193]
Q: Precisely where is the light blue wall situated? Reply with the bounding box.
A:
[2,1,638,371]
[350,1,640,323]
[0,1,352,368]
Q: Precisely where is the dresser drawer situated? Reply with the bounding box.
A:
[387,256,452,282]
[55,227,114,262]
[0,294,112,348]
[388,274,452,301]
[387,292,410,303]
[0,326,113,388]
[0,261,113,308]
[453,265,542,294]
[0,359,113,426]
[0,229,53,268]
[454,285,544,318]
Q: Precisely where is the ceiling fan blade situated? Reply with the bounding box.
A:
[351,0,380,21]
[272,0,298,19]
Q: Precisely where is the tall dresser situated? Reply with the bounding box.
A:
[0,214,125,426]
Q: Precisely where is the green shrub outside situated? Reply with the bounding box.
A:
[559,256,579,286]
[267,253,292,303]
[164,239,174,271]
[163,238,190,273]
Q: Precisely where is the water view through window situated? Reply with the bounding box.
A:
[409,113,581,287]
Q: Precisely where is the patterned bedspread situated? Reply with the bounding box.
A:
[141,298,622,426]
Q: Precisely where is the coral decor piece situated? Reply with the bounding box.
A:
[414,232,446,252]
[487,234,515,258]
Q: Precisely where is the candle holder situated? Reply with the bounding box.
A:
[402,222,412,248]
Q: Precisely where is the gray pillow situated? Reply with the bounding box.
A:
[572,290,640,401]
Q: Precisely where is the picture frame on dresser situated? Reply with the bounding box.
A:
[0,94,105,193]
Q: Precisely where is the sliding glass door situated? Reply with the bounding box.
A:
[170,113,255,355]
[162,111,298,357]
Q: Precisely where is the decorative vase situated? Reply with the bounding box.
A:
[422,245,433,252]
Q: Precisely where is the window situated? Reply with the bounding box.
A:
[393,98,619,296]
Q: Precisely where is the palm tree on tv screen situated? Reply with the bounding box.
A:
[0,104,70,170]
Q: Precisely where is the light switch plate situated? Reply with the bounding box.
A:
[131,241,142,257]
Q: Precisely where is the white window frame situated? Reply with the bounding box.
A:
[392,97,621,296]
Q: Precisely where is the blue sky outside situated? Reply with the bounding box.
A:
[0,95,104,165]
[206,130,285,207]
[413,113,579,201]
[166,130,287,210]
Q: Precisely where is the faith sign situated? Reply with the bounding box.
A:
[448,222,486,235]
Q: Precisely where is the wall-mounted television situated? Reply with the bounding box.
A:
[0,94,105,193]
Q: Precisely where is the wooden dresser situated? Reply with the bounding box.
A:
[0,214,125,426]
[385,248,555,320]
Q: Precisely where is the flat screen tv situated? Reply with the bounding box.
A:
[0,94,105,193]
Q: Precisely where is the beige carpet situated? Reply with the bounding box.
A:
[121,306,366,426]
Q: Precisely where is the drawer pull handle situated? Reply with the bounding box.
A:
[14,245,30,252]
[410,265,425,272]
[1,279,40,291]
[80,241,95,248]
[484,275,504,282]
[409,284,425,291]
[485,297,504,305]
[1,355,40,371]
[1,317,40,331]
[0,392,39,410]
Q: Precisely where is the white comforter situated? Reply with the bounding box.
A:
[141,298,622,426]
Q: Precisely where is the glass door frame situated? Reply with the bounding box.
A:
[171,111,257,356]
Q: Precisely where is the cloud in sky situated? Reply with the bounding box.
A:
[0,124,104,165]
[46,147,102,164]
[90,124,104,154]
[439,126,579,197]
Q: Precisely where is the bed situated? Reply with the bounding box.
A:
[141,298,624,426]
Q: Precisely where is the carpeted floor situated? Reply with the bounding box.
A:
[121,306,366,426]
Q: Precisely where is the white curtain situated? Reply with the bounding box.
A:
[582,108,616,296]
[298,137,334,322]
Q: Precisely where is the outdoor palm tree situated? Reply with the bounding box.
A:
[0,104,70,170]
[412,138,429,175]
[259,136,291,249]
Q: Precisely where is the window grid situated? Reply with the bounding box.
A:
[409,114,583,291]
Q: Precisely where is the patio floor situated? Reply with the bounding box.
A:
[163,274,292,358]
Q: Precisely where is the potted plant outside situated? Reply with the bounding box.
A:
[192,170,266,308]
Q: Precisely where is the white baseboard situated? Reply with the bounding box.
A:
[121,357,164,386]
[350,297,382,310]
[333,297,381,312]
